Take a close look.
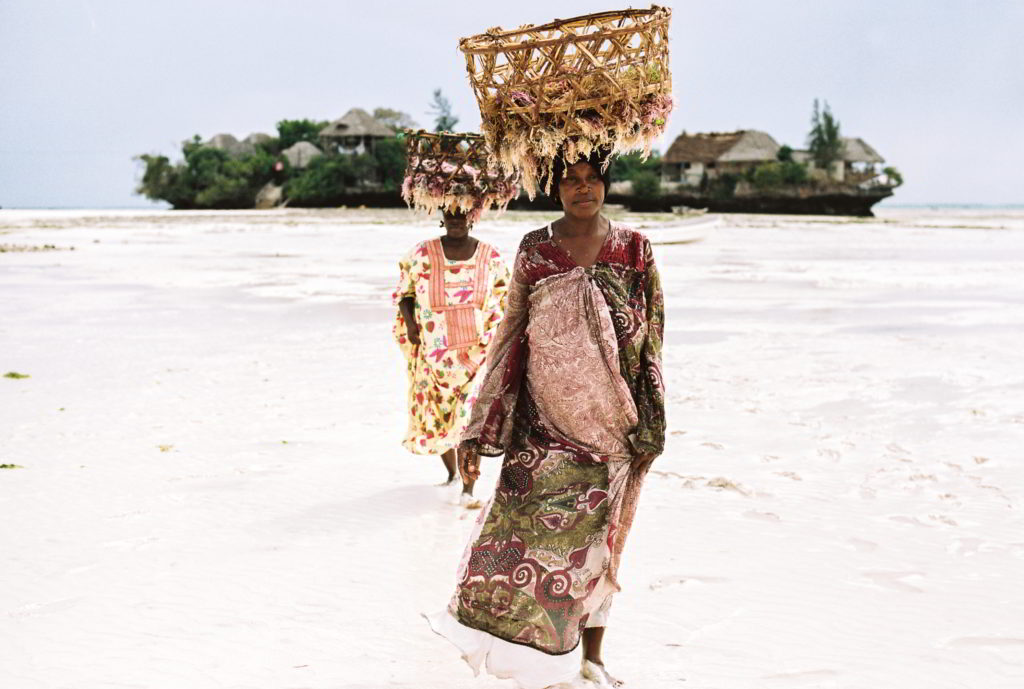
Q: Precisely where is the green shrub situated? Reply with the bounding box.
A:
[708,173,739,200]
[752,161,808,189]
[883,166,904,186]
[610,151,661,182]
[373,138,407,189]
[277,119,328,150]
[632,171,662,199]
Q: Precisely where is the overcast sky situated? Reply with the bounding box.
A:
[1,0,1021,208]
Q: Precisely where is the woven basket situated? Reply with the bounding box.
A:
[400,129,520,223]
[459,5,673,198]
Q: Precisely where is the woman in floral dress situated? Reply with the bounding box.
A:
[426,153,665,688]
[393,209,510,504]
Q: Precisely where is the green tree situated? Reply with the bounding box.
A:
[708,173,739,200]
[277,119,328,150]
[135,135,276,209]
[373,137,407,188]
[135,153,193,208]
[373,107,418,132]
[882,166,904,186]
[781,160,808,185]
[777,144,794,162]
[807,99,842,169]
[610,150,662,182]
[752,160,808,189]
[753,162,784,190]
[429,89,459,133]
[631,171,662,199]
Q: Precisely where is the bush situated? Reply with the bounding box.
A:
[781,161,808,185]
[631,171,662,199]
[135,136,276,209]
[752,161,808,189]
[277,119,328,150]
[372,138,407,188]
[610,151,661,182]
[882,166,904,187]
[708,173,739,200]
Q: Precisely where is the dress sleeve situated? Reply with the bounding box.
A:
[631,238,666,456]
[391,244,420,307]
[463,247,530,456]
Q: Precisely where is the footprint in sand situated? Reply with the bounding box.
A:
[860,570,926,593]
[701,441,725,450]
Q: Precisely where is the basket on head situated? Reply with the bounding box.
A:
[400,129,520,224]
[458,5,673,198]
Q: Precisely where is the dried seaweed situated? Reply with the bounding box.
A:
[400,130,521,224]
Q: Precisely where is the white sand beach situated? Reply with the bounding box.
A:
[2,207,1023,689]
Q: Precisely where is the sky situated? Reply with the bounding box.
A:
[1,0,1022,208]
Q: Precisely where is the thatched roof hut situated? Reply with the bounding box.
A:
[243,132,274,147]
[320,108,394,153]
[664,130,780,164]
[206,133,241,154]
[282,141,322,169]
[841,137,884,163]
[663,130,780,185]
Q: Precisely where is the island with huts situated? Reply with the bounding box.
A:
[136,99,901,216]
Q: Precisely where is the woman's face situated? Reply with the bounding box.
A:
[558,161,605,219]
[442,210,471,238]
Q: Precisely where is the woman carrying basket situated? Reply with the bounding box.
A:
[426,151,665,688]
[393,130,518,504]
[393,209,510,504]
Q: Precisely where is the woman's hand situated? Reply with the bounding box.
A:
[633,452,657,474]
[398,296,420,345]
[459,440,481,482]
[406,322,421,346]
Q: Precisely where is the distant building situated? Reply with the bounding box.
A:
[662,130,780,186]
[282,141,322,169]
[319,108,395,155]
[792,137,885,184]
[205,132,273,158]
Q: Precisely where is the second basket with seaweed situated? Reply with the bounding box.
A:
[400,129,520,223]
[458,5,673,197]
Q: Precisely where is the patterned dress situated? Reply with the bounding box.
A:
[393,238,510,455]
[426,222,665,686]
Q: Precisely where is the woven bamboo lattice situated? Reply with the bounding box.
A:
[459,5,673,198]
[400,129,520,224]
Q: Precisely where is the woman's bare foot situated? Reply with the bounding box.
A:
[582,659,624,688]
[459,492,482,509]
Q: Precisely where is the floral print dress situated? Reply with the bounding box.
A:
[393,237,510,455]
[426,222,666,688]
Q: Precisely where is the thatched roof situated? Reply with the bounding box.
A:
[320,108,395,139]
[664,130,779,164]
[841,137,884,163]
[206,133,258,158]
[282,141,322,169]
[207,133,240,151]
[243,132,274,146]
